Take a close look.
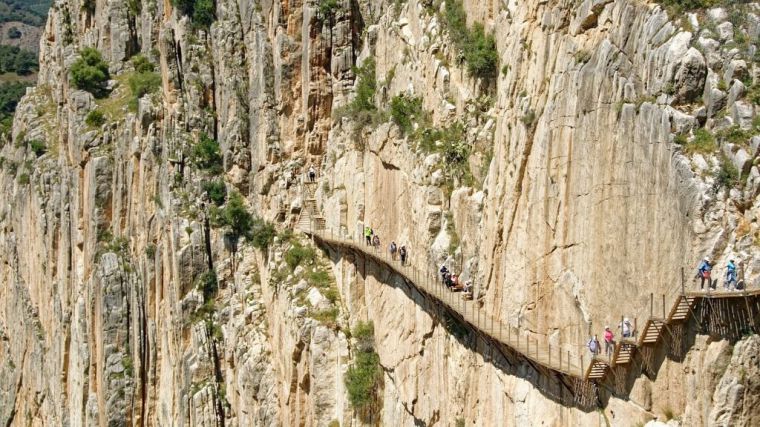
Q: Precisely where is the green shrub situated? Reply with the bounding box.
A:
[131,54,155,73]
[716,126,751,146]
[191,133,223,174]
[172,0,216,27]
[390,94,424,136]
[70,48,110,98]
[196,270,218,300]
[318,0,339,17]
[217,191,253,240]
[285,240,316,270]
[202,179,226,205]
[127,63,161,110]
[441,0,498,81]
[685,128,717,154]
[715,155,739,188]
[249,217,276,250]
[520,110,537,129]
[29,139,46,157]
[657,0,724,14]
[145,243,157,258]
[307,269,331,288]
[192,0,216,27]
[17,172,29,184]
[352,321,374,349]
[464,23,498,79]
[345,344,381,410]
[85,109,106,127]
[335,58,386,132]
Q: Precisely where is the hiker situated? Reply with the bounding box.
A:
[389,241,398,260]
[364,226,372,246]
[372,234,380,251]
[463,281,473,300]
[439,265,449,283]
[725,259,737,291]
[308,165,316,182]
[696,257,712,290]
[587,335,600,356]
[619,318,633,338]
[451,273,462,291]
[444,272,453,288]
[399,245,408,266]
[604,326,614,358]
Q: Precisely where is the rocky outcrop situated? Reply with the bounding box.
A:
[1,0,760,426]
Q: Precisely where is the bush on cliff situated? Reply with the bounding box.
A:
[345,321,381,413]
[71,48,110,98]
[191,133,223,174]
[441,0,498,81]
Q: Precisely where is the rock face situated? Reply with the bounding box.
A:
[1,0,760,426]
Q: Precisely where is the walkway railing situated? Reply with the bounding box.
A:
[296,181,760,383]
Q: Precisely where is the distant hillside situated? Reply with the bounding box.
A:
[0,0,51,26]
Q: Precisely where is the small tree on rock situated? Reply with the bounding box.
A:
[71,48,110,98]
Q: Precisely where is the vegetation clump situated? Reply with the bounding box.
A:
[317,0,339,17]
[172,0,216,28]
[335,58,386,136]
[202,179,226,205]
[390,94,424,136]
[70,48,111,98]
[345,321,382,414]
[127,54,161,110]
[85,109,106,127]
[210,191,276,250]
[284,239,316,270]
[29,139,46,157]
[441,0,498,81]
[191,133,223,174]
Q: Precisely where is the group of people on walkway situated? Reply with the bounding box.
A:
[696,256,741,291]
[362,226,408,266]
[587,318,634,359]
[439,264,473,300]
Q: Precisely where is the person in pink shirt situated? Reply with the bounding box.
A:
[604,326,614,358]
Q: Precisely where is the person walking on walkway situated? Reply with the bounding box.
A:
[619,318,632,338]
[604,326,614,359]
[725,259,737,291]
[696,257,712,290]
[372,234,380,251]
[399,245,408,266]
[587,335,600,356]
[389,241,398,260]
[364,226,372,246]
[308,165,316,182]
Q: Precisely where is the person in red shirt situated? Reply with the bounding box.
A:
[604,326,614,358]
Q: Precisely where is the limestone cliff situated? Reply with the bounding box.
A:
[1,0,760,426]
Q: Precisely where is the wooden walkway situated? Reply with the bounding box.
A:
[296,181,760,385]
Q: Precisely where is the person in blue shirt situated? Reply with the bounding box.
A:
[697,257,712,290]
[725,259,737,291]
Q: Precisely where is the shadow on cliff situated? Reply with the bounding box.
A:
[318,240,595,412]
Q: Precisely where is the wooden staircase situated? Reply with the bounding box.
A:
[640,319,665,344]
[668,295,697,321]
[586,359,609,380]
